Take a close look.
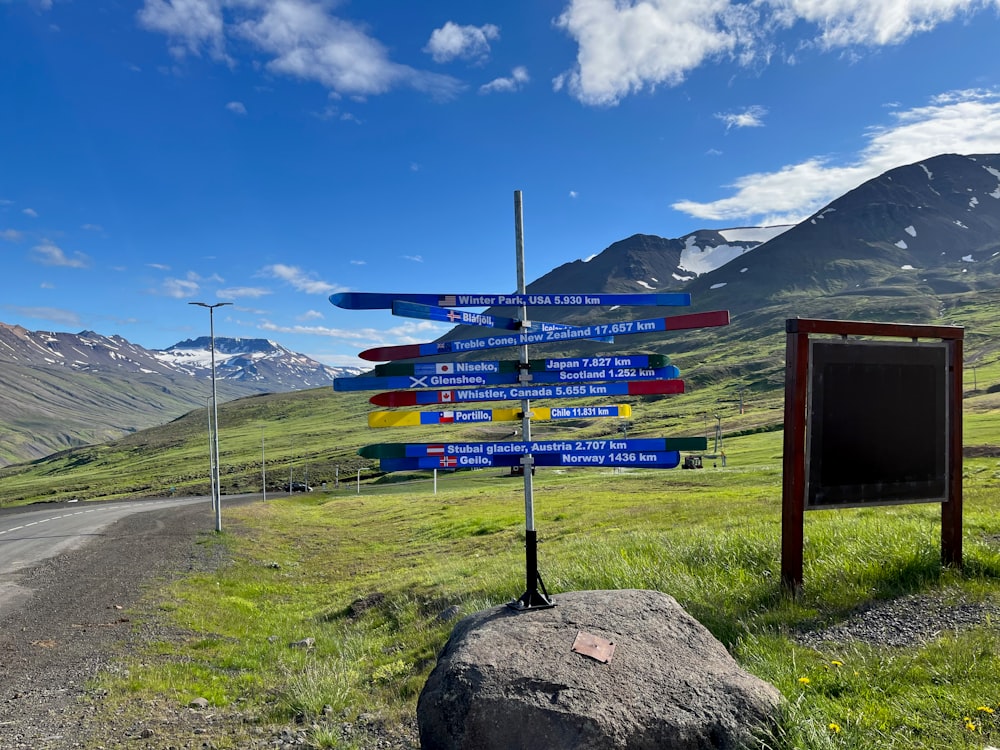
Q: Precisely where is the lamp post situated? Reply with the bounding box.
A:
[189,301,232,532]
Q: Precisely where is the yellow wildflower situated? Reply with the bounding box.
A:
[798,677,810,685]
[966,720,977,732]
[830,660,843,667]
[978,706,995,714]
[827,723,841,733]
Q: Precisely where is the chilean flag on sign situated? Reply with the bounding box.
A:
[440,411,455,423]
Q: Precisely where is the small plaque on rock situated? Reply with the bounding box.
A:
[571,631,615,664]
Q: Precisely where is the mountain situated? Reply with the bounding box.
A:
[154,337,358,389]
[0,325,361,466]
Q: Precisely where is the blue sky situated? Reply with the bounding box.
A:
[3,0,1000,367]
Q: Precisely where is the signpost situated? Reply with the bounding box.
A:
[331,291,693,310]
[330,190,730,612]
[390,300,614,342]
[373,354,670,377]
[368,379,683,407]
[334,366,679,392]
[358,309,730,361]
[366,404,633,428]
[359,437,707,459]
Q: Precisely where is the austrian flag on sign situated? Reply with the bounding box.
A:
[427,445,445,455]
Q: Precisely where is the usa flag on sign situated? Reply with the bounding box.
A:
[439,296,457,306]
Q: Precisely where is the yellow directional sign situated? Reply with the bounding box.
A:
[367,404,632,428]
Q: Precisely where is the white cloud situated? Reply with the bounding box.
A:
[350,259,367,265]
[554,0,1000,106]
[554,0,740,106]
[672,89,1000,224]
[480,66,529,94]
[769,0,985,48]
[217,286,271,298]
[1,229,23,241]
[7,306,80,326]
[81,223,104,231]
[226,100,247,115]
[716,105,767,130]
[298,309,324,321]
[162,273,202,298]
[402,255,423,263]
[569,190,579,198]
[233,0,461,99]
[259,318,445,346]
[147,262,171,270]
[425,21,500,64]
[30,241,90,268]
[22,207,39,218]
[137,0,228,61]
[262,263,344,294]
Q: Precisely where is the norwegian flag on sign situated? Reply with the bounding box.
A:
[440,456,457,468]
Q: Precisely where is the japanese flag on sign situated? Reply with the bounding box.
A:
[415,363,454,374]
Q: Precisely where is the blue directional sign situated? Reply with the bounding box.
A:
[359,437,706,459]
[360,310,729,361]
[331,292,692,310]
[370,379,684,406]
[377,450,681,471]
[334,366,679,392]
[391,301,613,342]
[372,354,670,377]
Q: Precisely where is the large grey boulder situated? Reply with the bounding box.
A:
[418,589,781,749]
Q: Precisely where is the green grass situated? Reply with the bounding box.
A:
[83,440,1000,749]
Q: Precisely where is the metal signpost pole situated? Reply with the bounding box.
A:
[190,301,232,533]
[511,190,552,610]
[261,426,266,502]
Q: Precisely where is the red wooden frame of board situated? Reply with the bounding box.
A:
[781,318,964,593]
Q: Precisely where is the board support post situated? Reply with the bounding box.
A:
[509,190,554,611]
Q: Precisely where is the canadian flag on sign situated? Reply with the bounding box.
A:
[439,391,454,403]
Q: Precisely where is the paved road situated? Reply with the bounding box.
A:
[0,496,212,611]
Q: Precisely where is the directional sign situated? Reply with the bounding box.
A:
[360,437,707,459]
[377,450,681,471]
[331,292,691,310]
[373,354,670,377]
[334,366,679,392]
[359,310,730,361]
[367,404,633,427]
[369,379,684,407]
[391,301,613,342]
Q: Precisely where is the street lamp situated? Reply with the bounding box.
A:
[189,301,232,532]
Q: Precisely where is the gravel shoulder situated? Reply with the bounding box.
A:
[0,501,419,750]
[0,501,223,749]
